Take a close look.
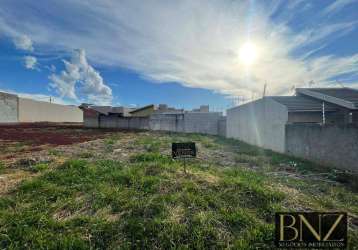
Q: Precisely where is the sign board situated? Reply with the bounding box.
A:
[172,142,196,159]
[275,212,347,249]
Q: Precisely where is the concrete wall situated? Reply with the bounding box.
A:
[99,116,150,130]
[83,108,225,136]
[183,112,222,135]
[0,92,18,123]
[226,98,288,153]
[286,124,358,171]
[218,117,226,137]
[84,117,99,128]
[90,112,224,135]
[83,109,99,128]
[149,112,222,135]
[18,98,83,123]
[149,113,185,132]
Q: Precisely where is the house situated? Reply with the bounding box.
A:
[192,105,210,112]
[80,105,135,128]
[129,104,185,117]
[226,87,358,153]
[129,104,156,117]
[296,88,358,124]
[0,92,82,123]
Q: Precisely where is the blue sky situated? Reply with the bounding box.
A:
[0,0,357,110]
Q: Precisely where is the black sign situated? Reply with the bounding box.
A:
[172,142,196,159]
[275,212,347,249]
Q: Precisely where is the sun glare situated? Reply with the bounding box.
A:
[239,42,258,66]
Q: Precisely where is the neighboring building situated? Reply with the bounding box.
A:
[80,105,134,128]
[192,105,210,112]
[129,104,156,117]
[227,87,358,153]
[296,88,358,124]
[0,92,82,123]
[227,97,288,152]
[128,104,184,117]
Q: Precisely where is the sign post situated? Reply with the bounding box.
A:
[172,142,196,174]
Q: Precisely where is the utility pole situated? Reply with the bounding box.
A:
[263,82,267,97]
[291,85,296,95]
[322,101,326,125]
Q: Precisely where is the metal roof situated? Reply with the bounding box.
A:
[90,106,125,115]
[0,91,18,98]
[129,104,155,114]
[270,96,337,112]
[90,106,112,115]
[296,88,358,109]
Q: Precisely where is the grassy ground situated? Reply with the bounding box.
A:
[0,131,357,249]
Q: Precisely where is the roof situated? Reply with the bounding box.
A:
[0,91,18,98]
[129,104,155,114]
[296,88,358,110]
[88,106,125,115]
[90,106,112,115]
[270,96,337,112]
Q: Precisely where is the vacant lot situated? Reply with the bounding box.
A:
[0,123,109,161]
[0,125,357,249]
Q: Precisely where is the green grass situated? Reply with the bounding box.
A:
[0,161,5,174]
[77,151,94,159]
[0,132,358,249]
[48,149,62,156]
[30,163,50,173]
[0,157,282,249]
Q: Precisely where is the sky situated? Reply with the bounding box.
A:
[0,0,357,110]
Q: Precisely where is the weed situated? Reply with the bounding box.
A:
[48,149,62,156]
[104,138,116,145]
[0,161,5,174]
[144,142,161,152]
[77,152,94,158]
[130,152,172,164]
[234,154,267,167]
[104,138,115,152]
[31,163,49,173]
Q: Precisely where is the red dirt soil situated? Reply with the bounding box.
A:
[0,123,107,146]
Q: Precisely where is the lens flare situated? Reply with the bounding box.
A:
[239,42,258,66]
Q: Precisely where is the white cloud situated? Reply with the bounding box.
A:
[0,1,357,101]
[13,34,33,51]
[322,0,357,16]
[23,56,37,70]
[45,65,56,72]
[49,49,112,105]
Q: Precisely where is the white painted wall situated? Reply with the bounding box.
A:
[18,98,83,123]
[226,98,288,153]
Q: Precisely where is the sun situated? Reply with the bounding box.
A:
[239,42,258,66]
